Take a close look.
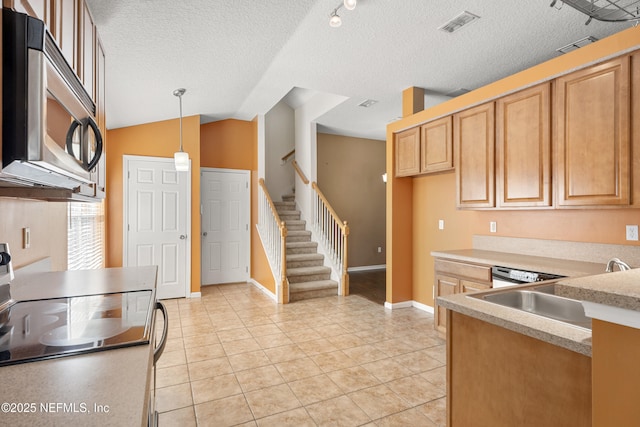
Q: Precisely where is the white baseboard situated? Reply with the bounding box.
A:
[249,279,277,301]
[189,292,202,298]
[348,264,386,272]
[384,300,434,314]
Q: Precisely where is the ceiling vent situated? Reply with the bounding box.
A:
[358,99,378,108]
[556,36,599,54]
[438,11,480,33]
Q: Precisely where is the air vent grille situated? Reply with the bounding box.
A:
[438,11,480,33]
[358,99,378,108]
[556,36,599,54]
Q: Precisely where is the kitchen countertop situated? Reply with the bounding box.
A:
[556,269,640,312]
[0,266,158,427]
[431,248,606,277]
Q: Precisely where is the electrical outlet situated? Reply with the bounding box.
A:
[438,219,444,230]
[490,221,497,233]
[377,246,382,253]
[23,227,30,249]
[626,225,639,241]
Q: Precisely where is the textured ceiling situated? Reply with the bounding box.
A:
[85,0,632,140]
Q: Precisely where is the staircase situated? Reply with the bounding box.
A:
[274,194,339,301]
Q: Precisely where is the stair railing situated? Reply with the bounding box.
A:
[291,160,309,185]
[257,178,289,303]
[311,182,349,296]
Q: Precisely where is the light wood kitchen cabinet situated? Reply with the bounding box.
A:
[434,258,492,333]
[454,102,495,208]
[421,116,453,173]
[555,56,631,207]
[395,127,421,177]
[52,0,78,73]
[79,0,95,99]
[496,82,551,208]
[92,34,106,198]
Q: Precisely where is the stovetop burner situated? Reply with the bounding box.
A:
[0,290,154,366]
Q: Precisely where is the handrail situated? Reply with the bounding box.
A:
[291,160,310,185]
[257,178,289,303]
[311,181,349,296]
[281,149,295,162]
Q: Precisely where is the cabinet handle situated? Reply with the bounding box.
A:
[153,302,168,365]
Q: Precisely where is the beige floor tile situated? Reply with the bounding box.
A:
[222,337,262,356]
[306,395,370,426]
[211,317,246,332]
[342,344,388,364]
[288,373,343,406]
[392,350,444,373]
[416,397,447,427]
[156,348,187,369]
[254,332,294,349]
[182,323,215,337]
[327,366,381,393]
[158,406,197,427]
[156,364,190,388]
[348,384,410,420]
[191,373,242,405]
[386,374,446,407]
[296,337,338,355]
[217,327,253,343]
[311,350,358,373]
[263,344,307,364]
[247,323,282,337]
[235,365,285,392]
[156,382,193,413]
[421,366,446,391]
[228,349,271,372]
[244,383,301,419]
[274,357,323,382]
[188,357,233,381]
[424,345,447,364]
[361,358,414,383]
[185,343,225,363]
[327,333,367,350]
[194,394,254,427]
[373,338,419,357]
[314,323,348,337]
[182,332,220,349]
[256,407,316,427]
[180,314,212,328]
[163,337,185,353]
[374,407,438,426]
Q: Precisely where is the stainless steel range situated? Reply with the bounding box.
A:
[0,244,162,366]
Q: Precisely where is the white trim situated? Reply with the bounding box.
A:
[249,279,277,301]
[384,300,435,314]
[123,155,192,300]
[190,292,202,298]
[200,167,251,285]
[583,301,640,330]
[348,264,386,272]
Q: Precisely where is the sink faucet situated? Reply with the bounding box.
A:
[605,257,631,272]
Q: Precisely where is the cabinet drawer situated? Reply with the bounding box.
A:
[434,259,492,283]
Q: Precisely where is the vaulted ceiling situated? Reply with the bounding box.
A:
[85,0,632,140]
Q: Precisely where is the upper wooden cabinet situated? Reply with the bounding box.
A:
[496,83,551,208]
[454,102,495,208]
[421,116,453,173]
[4,0,52,24]
[555,57,631,207]
[52,0,78,73]
[79,0,95,99]
[395,127,421,177]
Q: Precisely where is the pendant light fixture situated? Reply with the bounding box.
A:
[328,0,357,27]
[173,88,189,171]
[343,0,356,11]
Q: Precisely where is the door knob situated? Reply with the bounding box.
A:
[179,235,187,240]
[202,232,208,237]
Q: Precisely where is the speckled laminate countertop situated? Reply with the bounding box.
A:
[555,269,640,312]
[0,266,158,427]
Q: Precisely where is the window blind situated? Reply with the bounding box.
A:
[67,201,105,270]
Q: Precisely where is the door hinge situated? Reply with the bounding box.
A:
[128,171,130,179]
[246,266,248,273]
[246,181,249,189]
[127,224,130,231]
[246,224,249,231]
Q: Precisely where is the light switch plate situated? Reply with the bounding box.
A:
[626,225,639,241]
[490,221,497,233]
[438,219,444,230]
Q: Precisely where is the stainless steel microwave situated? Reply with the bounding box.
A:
[2,9,102,193]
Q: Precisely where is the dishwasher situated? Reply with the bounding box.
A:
[491,266,565,288]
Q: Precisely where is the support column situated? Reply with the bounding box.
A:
[402,87,425,117]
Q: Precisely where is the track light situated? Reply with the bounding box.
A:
[329,9,342,27]
[343,0,356,11]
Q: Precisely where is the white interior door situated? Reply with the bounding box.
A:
[124,156,190,299]
[201,168,250,285]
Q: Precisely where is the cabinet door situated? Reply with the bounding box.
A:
[93,35,106,198]
[5,0,52,23]
[555,57,630,206]
[395,127,420,177]
[454,102,495,208]
[460,280,491,293]
[421,116,453,173]
[435,274,459,334]
[496,83,551,208]
[79,0,95,99]
[52,0,77,73]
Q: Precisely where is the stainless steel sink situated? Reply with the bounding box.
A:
[479,289,591,330]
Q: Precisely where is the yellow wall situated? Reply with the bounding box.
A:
[0,198,67,270]
[105,115,201,293]
[388,25,640,307]
[200,119,275,294]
